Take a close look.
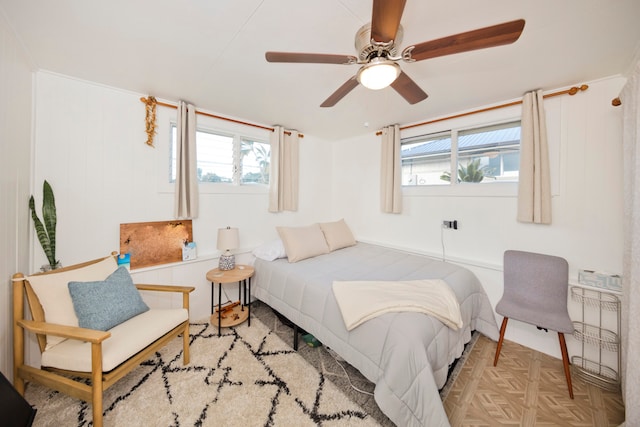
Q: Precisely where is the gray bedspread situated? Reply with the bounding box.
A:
[252,242,499,427]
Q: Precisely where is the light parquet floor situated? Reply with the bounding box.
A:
[443,335,625,427]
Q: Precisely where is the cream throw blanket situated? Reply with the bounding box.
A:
[332,279,463,331]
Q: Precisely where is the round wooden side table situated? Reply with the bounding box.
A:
[206,265,254,336]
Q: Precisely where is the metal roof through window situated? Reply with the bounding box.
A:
[402,126,521,158]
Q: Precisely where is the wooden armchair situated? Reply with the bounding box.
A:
[12,253,194,427]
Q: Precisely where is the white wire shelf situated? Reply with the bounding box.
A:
[572,321,619,351]
[571,286,619,311]
[570,285,621,392]
[571,356,620,392]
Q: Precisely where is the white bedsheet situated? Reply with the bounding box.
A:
[332,279,463,331]
[252,242,499,427]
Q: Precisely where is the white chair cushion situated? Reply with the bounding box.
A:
[27,256,118,349]
[40,308,188,372]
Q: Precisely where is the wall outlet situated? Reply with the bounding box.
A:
[442,220,459,230]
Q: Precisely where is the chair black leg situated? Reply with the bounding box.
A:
[558,332,574,399]
[494,317,509,366]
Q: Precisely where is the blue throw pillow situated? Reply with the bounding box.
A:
[68,266,149,331]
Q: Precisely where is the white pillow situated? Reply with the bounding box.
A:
[319,219,357,252]
[252,239,287,261]
[26,256,118,349]
[277,224,330,263]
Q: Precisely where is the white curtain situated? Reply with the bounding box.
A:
[517,90,552,224]
[269,126,299,212]
[619,60,640,424]
[174,101,199,219]
[380,124,402,214]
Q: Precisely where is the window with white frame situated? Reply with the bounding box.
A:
[170,125,270,185]
[401,121,521,186]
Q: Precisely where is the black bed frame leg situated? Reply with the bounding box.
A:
[293,324,299,351]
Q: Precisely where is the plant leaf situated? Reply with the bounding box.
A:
[440,171,451,182]
[42,180,57,264]
[29,194,55,265]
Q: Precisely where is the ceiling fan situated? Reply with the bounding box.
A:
[265,0,525,107]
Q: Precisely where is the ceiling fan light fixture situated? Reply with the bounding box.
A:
[357,58,400,90]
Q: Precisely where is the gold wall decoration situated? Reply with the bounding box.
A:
[141,95,157,147]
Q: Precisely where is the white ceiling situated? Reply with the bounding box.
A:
[2,0,640,139]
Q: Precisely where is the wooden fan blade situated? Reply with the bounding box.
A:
[405,19,525,62]
[320,76,359,107]
[265,52,357,64]
[371,0,407,43]
[390,71,428,105]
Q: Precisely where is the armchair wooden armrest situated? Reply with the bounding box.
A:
[135,284,195,293]
[17,319,111,344]
[135,284,195,309]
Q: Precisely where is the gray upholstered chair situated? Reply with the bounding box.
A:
[493,250,574,399]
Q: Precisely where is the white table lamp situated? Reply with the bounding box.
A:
[217,226,239,270]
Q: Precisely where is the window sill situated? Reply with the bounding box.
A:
[402,181,518,198]
[127,248,254,274]
[158,183,269,195]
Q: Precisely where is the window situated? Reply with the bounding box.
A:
[170,125,270,185]
[401,131,452,186]
[401,121,520,186]
[240,139,270,185]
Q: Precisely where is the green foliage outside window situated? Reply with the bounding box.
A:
[241,141,270,184]
[440,158,495,183]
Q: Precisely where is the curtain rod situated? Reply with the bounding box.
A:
[375,84,590,136]
[140,97,304,138]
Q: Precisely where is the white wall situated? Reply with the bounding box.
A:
[330,77,626,360]
[0,11,33,380]
[28,70,627,364]
[31,71,333,321]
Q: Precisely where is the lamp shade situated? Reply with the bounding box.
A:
[217,227,239,270]
[217,227,239,251]
[357,58,401,90]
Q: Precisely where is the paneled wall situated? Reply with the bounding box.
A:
[330,77,625,358]
[0,12,33,379]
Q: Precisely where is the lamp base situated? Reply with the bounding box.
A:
[219,253,235,271]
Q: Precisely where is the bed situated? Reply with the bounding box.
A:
[251,241,500,427]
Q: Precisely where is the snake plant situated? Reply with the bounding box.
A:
[29,180,58,268]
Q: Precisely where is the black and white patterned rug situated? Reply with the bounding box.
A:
[24,318,380,427]
[251,301,479,426]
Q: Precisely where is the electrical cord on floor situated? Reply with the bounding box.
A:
[325,348,374,396]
